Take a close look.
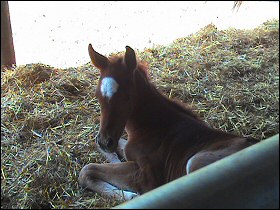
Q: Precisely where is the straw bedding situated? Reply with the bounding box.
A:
[1,19,278,208]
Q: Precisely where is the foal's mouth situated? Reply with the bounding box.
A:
[96,133,118,153]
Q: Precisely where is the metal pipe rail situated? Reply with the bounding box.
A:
[114,134,279,209]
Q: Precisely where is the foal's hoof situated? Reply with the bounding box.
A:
[127,192,139,200]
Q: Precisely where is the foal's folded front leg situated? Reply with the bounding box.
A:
[116,138,128,161]
[79,161,141,200]
[96,138,128,163]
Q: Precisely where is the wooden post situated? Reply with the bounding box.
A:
[1,1,16,67]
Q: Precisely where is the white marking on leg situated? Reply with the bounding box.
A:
[90,179,138,201]
[100,77,119,100]
[186,156,195,174]
[117,138,128,161]
[96,143,121,163]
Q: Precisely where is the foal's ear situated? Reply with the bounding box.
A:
[88,44,108,70]
[125,46,137,71]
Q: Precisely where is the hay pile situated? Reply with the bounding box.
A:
[1,19,279,209]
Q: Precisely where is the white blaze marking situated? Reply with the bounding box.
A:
[100,77,119,99]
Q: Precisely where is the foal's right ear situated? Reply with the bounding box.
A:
[125,46,137,71]
[88,44,109,70]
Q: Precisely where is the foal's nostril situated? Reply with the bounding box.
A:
[106,138,114,148]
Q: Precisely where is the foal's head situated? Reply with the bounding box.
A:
[88,44,137,152]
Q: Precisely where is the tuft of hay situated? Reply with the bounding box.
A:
[1,19,279,209]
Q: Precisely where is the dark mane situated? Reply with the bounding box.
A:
[136,60,201,121]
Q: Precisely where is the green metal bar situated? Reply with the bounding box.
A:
[1,1,16,67]
[114,134,279,209]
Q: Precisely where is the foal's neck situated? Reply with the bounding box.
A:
[126,67,200,132]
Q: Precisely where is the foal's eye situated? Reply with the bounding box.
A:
[125,94,130,101]
[120,91,130,101]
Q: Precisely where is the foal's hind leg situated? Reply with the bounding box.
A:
[79,161,140,200]
[186,138,250,174]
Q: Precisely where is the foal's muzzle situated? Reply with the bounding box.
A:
[96,132,116,153]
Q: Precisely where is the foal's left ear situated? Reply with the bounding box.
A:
[125,46,137,71]
[88,44,109,70]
